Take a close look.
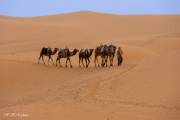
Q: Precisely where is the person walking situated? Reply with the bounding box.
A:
[117,47,123,66]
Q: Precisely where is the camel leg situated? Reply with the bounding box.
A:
[101,56,107,67]
[85,58,88,68]
[109,56,113,67]
[82,58,85,67]
[105,57,108,67]
[59,58,62,67]
[65,58,68,68]
[104,56,107,67]
[42,55,45,64]
[57,57,62,67]
[94,56,99,67]
[111,56,114,66]
[48,56,50,65]
[48,56,54,65]
[68,58,72,68]
[56,57,59,67]
[108,56,111,66]
[38,54,42,64]
[101,56,104,67]
[94,55,97,67]
[97,56,100,67]
[79,57,81,67]
[50,56,54,65]
[87,58,90,67]
[94,57,96,67]
[107,56,109,67]
[109,56,112,66]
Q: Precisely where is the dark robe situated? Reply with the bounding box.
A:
[117,49,123,66]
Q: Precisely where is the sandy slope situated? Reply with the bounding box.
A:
[0,11,180,120]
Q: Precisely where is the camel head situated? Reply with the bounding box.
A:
[90,49,94,52]
[54,48,59,52]
[70,48,79,56]
[113,45,117,51]
[89,49,94,56]
[52,48,59,55]
[74,48,79,53]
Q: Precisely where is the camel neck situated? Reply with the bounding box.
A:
[52,50,57,55]
[69,50,75,56]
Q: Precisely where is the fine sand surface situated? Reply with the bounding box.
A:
[0,11,180,120]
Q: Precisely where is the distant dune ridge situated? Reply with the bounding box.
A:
[0,11,180,120]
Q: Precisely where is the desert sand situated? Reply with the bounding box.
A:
[0,11,180,120]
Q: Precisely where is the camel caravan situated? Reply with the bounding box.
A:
[38,44,123,68]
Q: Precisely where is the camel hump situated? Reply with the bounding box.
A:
[47,47,51,51]
[85,49,89,54]
[64,48,70,56]
[81,49,86,53]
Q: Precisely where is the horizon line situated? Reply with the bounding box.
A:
[1,10,180,18]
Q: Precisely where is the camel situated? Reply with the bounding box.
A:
[56,48,79,68]
[38,47,58,64]
[94,44,116,67]
[100,44,110,67]
[94,44,104,67]
[101,44,116,67]
[79,49,94,68]
[107,44,117,66]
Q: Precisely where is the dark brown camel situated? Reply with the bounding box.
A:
[56,48,79,68]
[101,44,116,67]
[79,49,94,68]
[38,47,58,64]
[100,44,109,67]
[94,44,116,67]
[107,44,117,66]
[94,44,104,67]
[94,44,111,67]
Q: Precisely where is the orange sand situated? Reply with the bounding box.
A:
[0,11,180,120]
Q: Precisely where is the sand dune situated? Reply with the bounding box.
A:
[0,11,180,120]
